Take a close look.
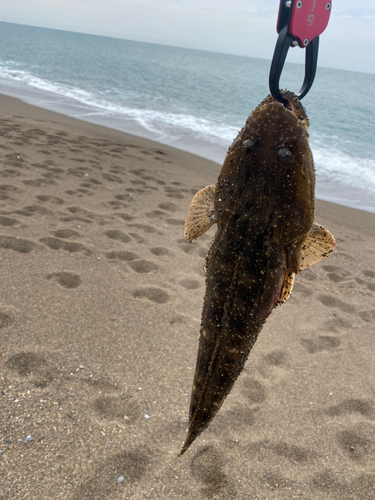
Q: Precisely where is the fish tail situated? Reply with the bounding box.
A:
[177,429,200,457]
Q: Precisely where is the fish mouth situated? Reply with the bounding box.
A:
[278,90,310,130]
[257,91,309,130]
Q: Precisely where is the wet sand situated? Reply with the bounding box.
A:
[0,93,375,500]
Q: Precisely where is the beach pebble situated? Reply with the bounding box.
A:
[14,399,19,403]
[117,476,124,483]
[24,435,33,444]
[79,365,84,369]
[144,412,150,419]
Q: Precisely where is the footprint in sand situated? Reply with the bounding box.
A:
[163,186,186,199]
[51,229,81,239]
[24,178,56,187]
[299,268,316,281]
[271,442,311,464]
[0,184,20,193]
[105,251,138,261]
[80,182,98,190]
[0,186,17,201]
[104,200,126,210]
[0,216,19,226]
[158,202,179,212]
[300,336,341,354]
[241,378,266,404]
[76,188,94,196]
[190,446,229,497]
[337,428,375,463]
[46,272,82,289]
[165,218,185,226]
[363,270,375,279]
[115,213,134,223]
[149,247,170,256]
[102,173,123,183]
[358,310,375,322]
[6,351,47,376]
[292,281,313,298]
[128,260,158,273]
[133,287,169,304]
[216,403,257,431]
[1,169,21,178]
[317,294,356,313]
[128,232,145,244]
[129,168,146,177]
[94,395,141,421]
[6,351,53,388]
[114,194,133,202]
[72,449,149,499]
[59,215,94,223]
[0,235,36,253]
[104,229,131,244]
[36,195,64,205]
[356,278,375,292]
[176,238,195,255]
[178,279,201,290]
[145,210,165,219]
[19,205,54,216]
[176,238,208,257]
[325,399,375,419]
[262,350,288,367]
[39,237,92,256]
[0,310,14,328]
[323,265,351,282]
[143,175,166,185]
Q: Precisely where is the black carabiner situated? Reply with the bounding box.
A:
[269,26,319,104]
[269,0,331,103]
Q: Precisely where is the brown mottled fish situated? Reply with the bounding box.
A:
[179,91,335,456]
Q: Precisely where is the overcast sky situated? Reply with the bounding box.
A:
[1,0,374,74]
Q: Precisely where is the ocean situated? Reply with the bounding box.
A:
[0,21,374,212]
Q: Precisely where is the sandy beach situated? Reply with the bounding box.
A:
[0,93,375,500]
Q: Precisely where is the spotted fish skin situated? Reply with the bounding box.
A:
[179,92,333,456]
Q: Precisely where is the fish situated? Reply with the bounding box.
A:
[179,91,335,456]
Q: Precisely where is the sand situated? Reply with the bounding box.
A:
[0,93,374,500]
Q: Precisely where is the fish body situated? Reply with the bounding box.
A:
[180,91,335,455]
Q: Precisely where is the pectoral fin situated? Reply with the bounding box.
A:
[297,222,336,272]
[184,185,217,242]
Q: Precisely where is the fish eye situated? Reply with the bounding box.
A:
[242,139,255,151]
[278,148,293,158]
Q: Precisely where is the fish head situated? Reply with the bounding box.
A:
[216,91,315,246]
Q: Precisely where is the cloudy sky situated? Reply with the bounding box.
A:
[1,0,374,73]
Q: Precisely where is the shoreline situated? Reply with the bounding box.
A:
[1,91,375,499]
[1,91,374,220]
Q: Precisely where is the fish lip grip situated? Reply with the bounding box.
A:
[269,0,332,103]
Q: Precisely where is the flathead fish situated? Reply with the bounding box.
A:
[179,91,335,456]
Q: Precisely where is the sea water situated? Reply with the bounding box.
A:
[0,22,374,212]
